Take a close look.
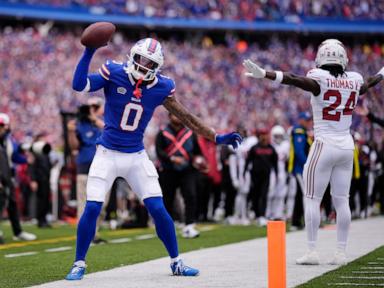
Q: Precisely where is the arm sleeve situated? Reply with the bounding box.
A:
[72,48,107,92]
[293,133,307,166]
[367,113,384,127]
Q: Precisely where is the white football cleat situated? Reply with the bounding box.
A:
[296,250,320,265]
[182,224,200,239]
[13,231,37,241]
[328,251,347,265]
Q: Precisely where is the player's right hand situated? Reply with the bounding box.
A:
[243,59,266,79]
[215,132,243,149]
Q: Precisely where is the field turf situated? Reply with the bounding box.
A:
[0,222,265,287]
[299,246,384,287]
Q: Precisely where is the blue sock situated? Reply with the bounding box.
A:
[75,201,102,262]
[144,197,179,258]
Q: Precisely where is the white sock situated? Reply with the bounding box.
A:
[171,256,181,264]
[74,260,86,267]
[304,197,321,251]
[332,195,351,253]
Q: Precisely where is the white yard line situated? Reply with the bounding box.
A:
[32,217,384,288]
[328,283,384,287]
[134,234,155,240]
[45,247,72,253]
[340,276,384,279]
[109,238,132,244]
[5,251,38,258]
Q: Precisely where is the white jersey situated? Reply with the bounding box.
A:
[272,140,290,178]
[307,68,364,150]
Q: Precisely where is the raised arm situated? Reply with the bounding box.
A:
[163,96,242,149]
[359,71,384,95]
[72,48,107,92]
[243,59,321,96]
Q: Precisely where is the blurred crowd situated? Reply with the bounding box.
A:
[4,0,384,21]
[1,24,384,242]
[1,26,384,146]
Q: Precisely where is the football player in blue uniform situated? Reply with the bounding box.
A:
[66,38,242,280]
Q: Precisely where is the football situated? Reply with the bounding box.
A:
[80,22,116,48]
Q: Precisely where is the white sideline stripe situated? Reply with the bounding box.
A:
[378,258,384,260]
[28,217,384,288]
[5,251,38,258]
[135,234,155,240]
[341,276,384,280]
[45,247,72,253]
[361,267,384,270]
[109,238,132,244]
[328,283,384,287]
[368,262,384,265]
[352,271,384,274]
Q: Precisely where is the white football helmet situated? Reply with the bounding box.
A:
[320,39,344,47]
[315,40,348,70]
[271,125,285,144]
[127,38,164,81]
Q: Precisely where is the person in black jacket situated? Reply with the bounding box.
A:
[245,128,278,226]
[0,113,36,241]
[29,133,52,228]
[156,113,202,238]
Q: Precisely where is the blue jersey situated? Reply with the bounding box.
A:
[96,61,175,153]
[288,124,312,175]
[76,120,101,166]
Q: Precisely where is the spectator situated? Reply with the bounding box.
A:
[288,112,312,230]
[156,113,201,238]
[245,128,278,227]
[195,135,221,222]
[0,113,36,241]
[29,133,53,228]
[67,97,108,243]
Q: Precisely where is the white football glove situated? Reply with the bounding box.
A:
[377,67,384,77]
[243,59,266,79]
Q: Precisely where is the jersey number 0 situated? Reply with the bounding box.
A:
[120,103,143,131]
[322,90,356,122]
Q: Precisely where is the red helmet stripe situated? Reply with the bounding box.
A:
[148,39,158,53]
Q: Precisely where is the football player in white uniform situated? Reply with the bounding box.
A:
[266,125,290,220]
[243,39,384,265]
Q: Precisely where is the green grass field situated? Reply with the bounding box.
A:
[299,246,384,287]
[0,223,265,288]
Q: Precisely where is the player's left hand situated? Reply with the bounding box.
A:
[243,59,266,79]
[215,132,243,149]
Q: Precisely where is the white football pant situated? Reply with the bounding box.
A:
[86,145,162,202]
[303,140,353,252]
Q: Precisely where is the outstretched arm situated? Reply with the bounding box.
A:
[163,96,242,149]
[243,59,321,96]
[359,73,384,95]
[72,48,107,92]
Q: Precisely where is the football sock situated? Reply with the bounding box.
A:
[304,197,321,251]
[75,201,103,261]
[332,195,351,252]
[144,197,179,259]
